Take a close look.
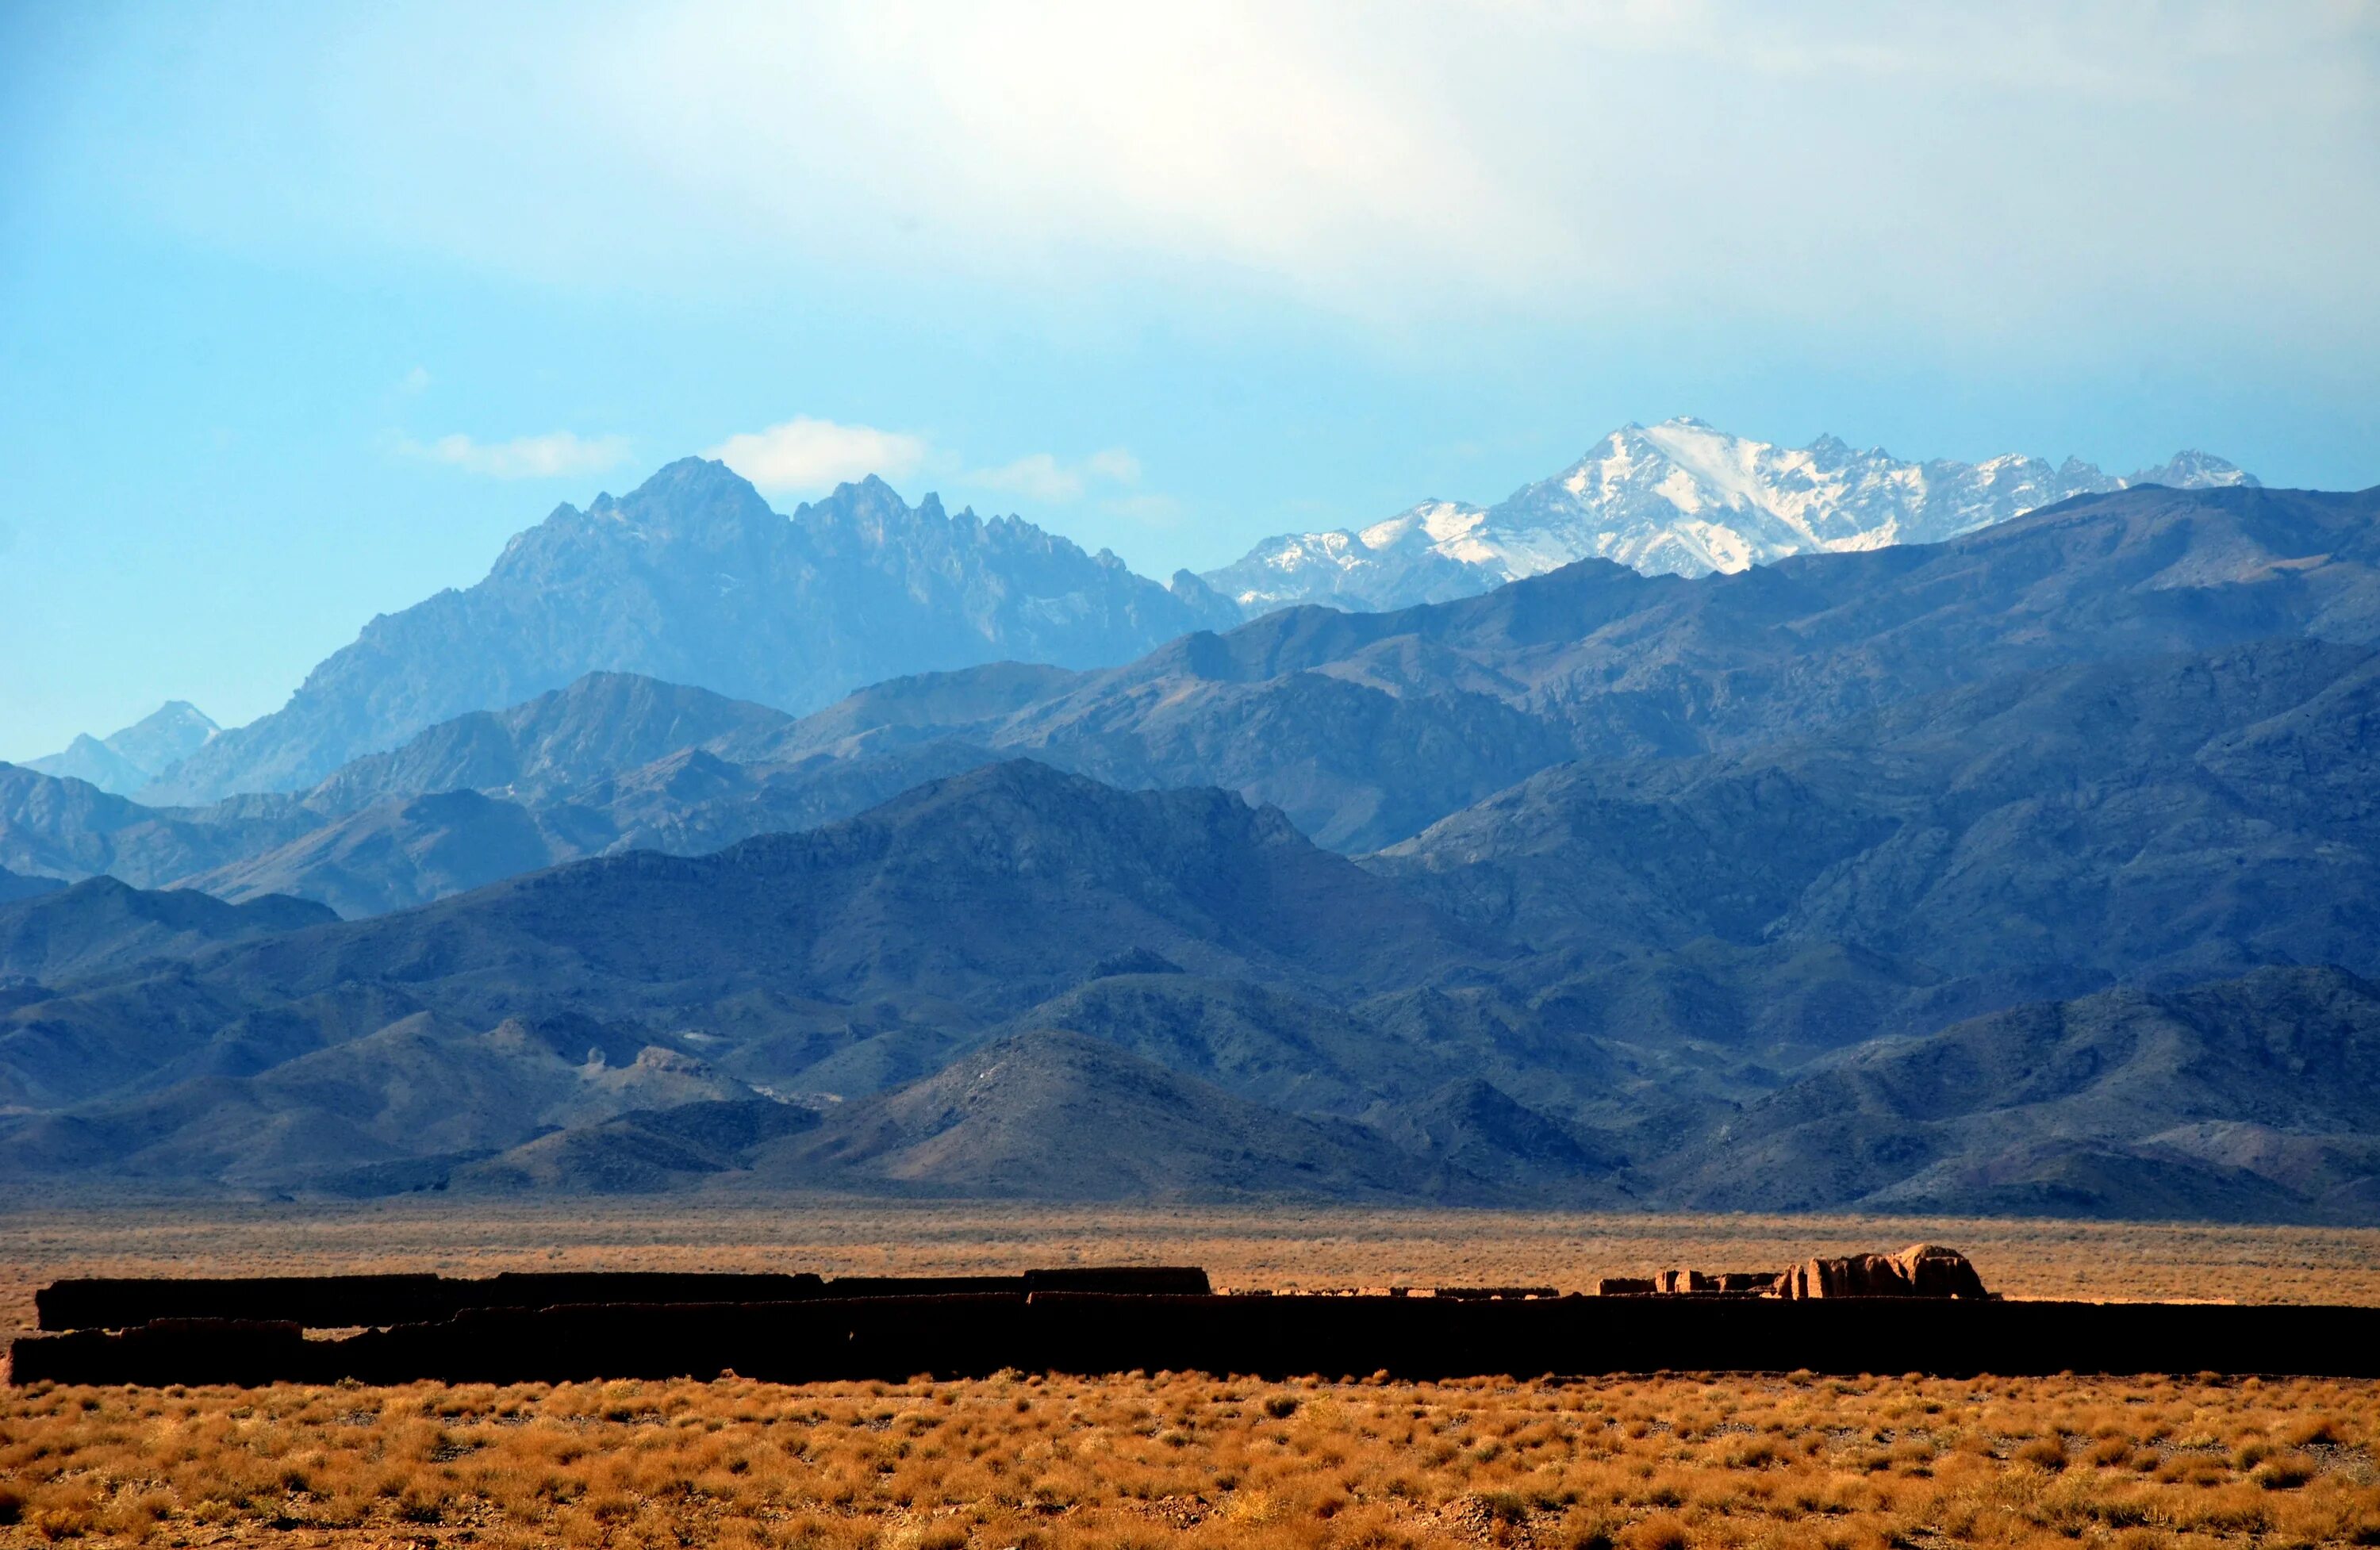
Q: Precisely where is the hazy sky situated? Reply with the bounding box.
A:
[4,1,2377,757]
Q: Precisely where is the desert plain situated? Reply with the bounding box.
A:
[3,1203,2378,1550]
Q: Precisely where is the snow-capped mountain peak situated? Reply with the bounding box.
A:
[1358,499,1492,558]
[1201,418,2258,613]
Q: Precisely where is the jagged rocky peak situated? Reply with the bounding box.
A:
[494,456,782,574]
[139,458,1245,805]
[1202,416,2259,612]
[796,473,943,536]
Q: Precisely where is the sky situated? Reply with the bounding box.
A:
[3,1,2377,759]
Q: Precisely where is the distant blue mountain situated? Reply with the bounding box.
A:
[25,701,218,796]
[144,462,1238,803]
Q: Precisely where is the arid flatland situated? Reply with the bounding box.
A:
[6,1205,2380,1547]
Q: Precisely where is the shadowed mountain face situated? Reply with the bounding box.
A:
[174,742,1019,920]
[295,673,796,817]
[0,762,1487,1159]
[0,867,67,906]
[730,1028,1472,1203]
[1660,966,2380,1222]
[0,764,317,892]
[176,791,589,921]
[2,1015,768,1191]
[1372,638,2380,992]
[0,878,334,987]
[23,737,150,798]
[446,1098,824,1197]
[171,760,1480,1023]
[144,462,1239,804]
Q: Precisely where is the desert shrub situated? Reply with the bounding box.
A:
[2017,1436,2070,1470]
[2089,1435,2136,1466]
[2287,1416,2346,1448]
[1624,1514,1691,1550]
[2254,1454,2318,1491]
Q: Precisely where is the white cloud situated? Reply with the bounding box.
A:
[1101,493,1181,528]
[969,453,1082,503]
[965,447,1146,505]
[397,366,432,394]
[707,416,928,494]
[333,0,2356,347]
[578,3,1559,308]
[1087,448,1142,485]
[67,4,2380,358]
[398,430,629,478]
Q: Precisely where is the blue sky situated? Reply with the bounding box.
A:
[4,1,2377,759]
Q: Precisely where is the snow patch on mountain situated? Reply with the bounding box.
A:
[1203,417,2257,613]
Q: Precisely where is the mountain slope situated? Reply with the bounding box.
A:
[0,764,309,889]
[1372,638,2380,975]
[144,462,1240,804]
[24,736,152,798]
[1003,971,1457,1118]
[1,677,1008,918]
[1664,966,2380,1221]
[0,761,1483,1128]
[0,866,67,905]
[1,1015,767,1190]
[1205,417,2258,609]
[297,673,794,816]
[192,759,1477,1016]
[448,1097,822,1195]
[176,790,589,919]
[737,1028,1468,1202]
[0,877,335,986]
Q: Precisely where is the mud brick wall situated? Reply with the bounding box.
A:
[17,1294,2380,1387]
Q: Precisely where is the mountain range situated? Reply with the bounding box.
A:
[1199,418,2255,611]
[0,675,1005,918]
[3,742,2374,1217]
[40,420,2250,812]
[10,478,2358,904]
[5,477,2380,1219]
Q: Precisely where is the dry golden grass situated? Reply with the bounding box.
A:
[6,1201,2379,1548]
[4,1368,2377,1550]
